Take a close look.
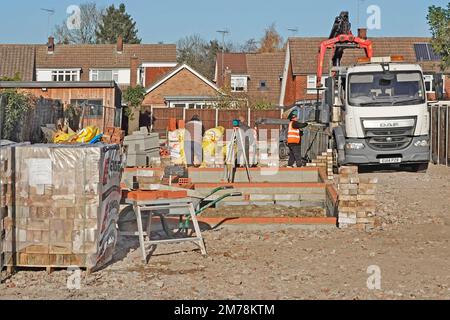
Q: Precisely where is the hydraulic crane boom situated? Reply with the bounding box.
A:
[316,11,374,86]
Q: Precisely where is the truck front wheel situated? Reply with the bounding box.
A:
[409,163,429,173]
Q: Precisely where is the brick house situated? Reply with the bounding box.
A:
[142,64,224,109]
[214,52,285,106]
[279,37,449,106]
[0,37,177,129]
[0,37,177,88]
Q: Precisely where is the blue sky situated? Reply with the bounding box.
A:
[0,0,448,44]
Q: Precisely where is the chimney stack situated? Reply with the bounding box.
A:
[130,55,139,87]
[358,28,368,40]
[117,35,124,53]
[47,36,55,53]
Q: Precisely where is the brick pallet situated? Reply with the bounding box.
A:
[337,166,379,230]
[306,149,334,180]
[1,141,17,276]
[2,143,122,271]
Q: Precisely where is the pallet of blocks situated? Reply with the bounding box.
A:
[2,143,123,271]
[124,127,160,167]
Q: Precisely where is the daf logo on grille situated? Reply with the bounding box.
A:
[386,137,393,142]
[380,122,400,128]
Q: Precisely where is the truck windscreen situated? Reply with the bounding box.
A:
[348,71,426,106]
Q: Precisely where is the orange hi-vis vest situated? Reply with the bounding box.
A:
[287,121,301,144]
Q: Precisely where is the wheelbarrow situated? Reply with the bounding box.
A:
[154,186,242,237]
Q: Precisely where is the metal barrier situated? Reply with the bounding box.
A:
[301,124,330,161]
[429,103,450,167]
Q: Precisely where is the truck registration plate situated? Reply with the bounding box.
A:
[379,158,402,164]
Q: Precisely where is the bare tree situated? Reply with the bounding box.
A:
[240,38,259,53]
[53,3,103,44]
[258,23,284,53]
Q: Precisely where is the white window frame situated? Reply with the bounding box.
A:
[90,69,119,82]
[51,69,80,82]
[231,75,248,92]
[424,75,434,93]
[307,75,328,94]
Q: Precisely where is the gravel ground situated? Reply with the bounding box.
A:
[1,164,449,300]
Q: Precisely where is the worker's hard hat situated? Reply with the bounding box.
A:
[288,111,298,120]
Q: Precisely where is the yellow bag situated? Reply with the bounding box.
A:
[201,126,226,166]
[75,126,100,143]
[54,132,75,143]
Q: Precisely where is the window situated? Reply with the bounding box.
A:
[259,80,267,90]
[424,75,435,93]
[307,75,328,94]
[231,75,247,92]
[90,70,119,82]
[414,43,441,61]
[51,70,79,82]
[70,99,103,117]
[348,72,425,106]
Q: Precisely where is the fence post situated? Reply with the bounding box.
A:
[215,108,219,127]
[247,108,251,126]
[438,105,441,165]
[446,105,449,167]
[429,105,433,163]
[183,108,186,122]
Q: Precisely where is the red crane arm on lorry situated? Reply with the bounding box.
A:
[316,12,374,87]
[316,35,373,86]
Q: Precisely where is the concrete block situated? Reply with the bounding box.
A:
[274,194,300,201]
[250,201,276,206]
[249,194,274,201]
[126,153,147,167]
[300,193,326,201]
[219,201,252,207]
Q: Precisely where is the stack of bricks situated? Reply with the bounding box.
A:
[102,127,125,145]
[306,149,334,180]
[337,166,378,231]
[0,143,13,274]
[2,144,122,270]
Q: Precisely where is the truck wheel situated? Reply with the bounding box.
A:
[330,137,340,174]
[410,163,429,173]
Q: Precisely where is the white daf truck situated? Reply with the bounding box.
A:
[328,57,430,171]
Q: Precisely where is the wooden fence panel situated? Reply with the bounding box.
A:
[185,109,216,130]
[152,108,183,132]
[252,110,281,140]
[150,108,285,140]
[217,110,248,129]
[430,103,450,167]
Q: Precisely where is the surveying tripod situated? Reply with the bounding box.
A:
[223,125,251,183]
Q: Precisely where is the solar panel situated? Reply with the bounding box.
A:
[427,44,442,61]
[414,43,442,61]
[414,43,430,61]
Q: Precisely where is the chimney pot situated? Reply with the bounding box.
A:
[117,35,124,53]
[47,36,55,53]
[358,28,368,40]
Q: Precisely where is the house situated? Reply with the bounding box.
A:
[0,36,177,89]
[0,81,121,131]
[142,63,224,109]
[0,37,178,131]
[214,52,286,106]
[280,37,449,106]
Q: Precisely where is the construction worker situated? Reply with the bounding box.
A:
[287,110,304,167]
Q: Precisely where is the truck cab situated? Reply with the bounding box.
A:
[330,57,430,169]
